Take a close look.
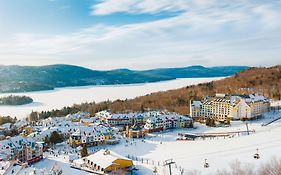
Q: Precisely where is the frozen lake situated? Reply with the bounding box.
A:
[0,77,223,119]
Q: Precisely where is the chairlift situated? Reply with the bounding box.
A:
[204,159,209,168]
[254,148,260,159]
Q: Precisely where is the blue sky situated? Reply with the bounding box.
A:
[0,0,281,70]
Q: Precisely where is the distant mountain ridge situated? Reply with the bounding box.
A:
[0,64,249,93]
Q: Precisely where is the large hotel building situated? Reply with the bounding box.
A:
[190,93,270,122]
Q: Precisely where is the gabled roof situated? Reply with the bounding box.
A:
[0,136,40,155]
[71,126,111,137]
[85,149,131,169]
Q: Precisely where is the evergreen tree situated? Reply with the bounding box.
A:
[44,136,50,146]
[205,118,210,126]
[81,144,88,157]
[188,121,194,128]
[206,118,216,127]
[49,131,63,144]
[140,104,145,113]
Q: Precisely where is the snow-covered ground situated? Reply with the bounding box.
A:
[16,110,281,175]
[0,77,222,119]
[110,110,281,174]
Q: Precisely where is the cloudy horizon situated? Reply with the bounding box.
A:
[0,0,281,70]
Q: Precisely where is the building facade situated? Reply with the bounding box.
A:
[190,93,270,122]
[125,123,145,138]
[104,113,145,126]
[72,149,133,174]
[144,113,193,133]
[0,136,43,164]
[69,126,113,147]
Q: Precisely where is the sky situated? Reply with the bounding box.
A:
[0,0,281,70]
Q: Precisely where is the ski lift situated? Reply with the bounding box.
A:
[204,159,209,168]
[254,148,260,159]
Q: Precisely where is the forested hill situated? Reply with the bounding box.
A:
[105,65,280,115]
[0,64,248,93]
[32,65,281,120]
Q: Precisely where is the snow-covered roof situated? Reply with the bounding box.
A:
[192,101,202,108]
[85,149,131,169]
[146,114,191,124]
[73,158,85,166]
[106,112,144,120]
[80,118,96,123]
[71,126,111,137]
[66,112,91,120]
[95,110,112,119]
[0,136,41,157]
[201,94,269,107]
[0,161,10,174]
[0,123,12,130]
[246,94,268,103]
[13,120,28,128]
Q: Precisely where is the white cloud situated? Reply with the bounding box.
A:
[91,0,138,15]
[0,0,281,69]
[91,0,192,15]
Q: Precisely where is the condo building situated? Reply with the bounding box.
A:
[144,113,193,133]
[0,136,43,164]
[69,126,114,147]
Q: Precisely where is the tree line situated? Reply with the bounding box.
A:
[0,116,17,125]
[0,95,33,105]
[28,65,281,122]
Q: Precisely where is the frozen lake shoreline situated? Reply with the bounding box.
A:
[0,77,223,119]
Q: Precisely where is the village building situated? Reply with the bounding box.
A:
[0,123,12,131]
[27,119,83,142]
[13,120,28,130]
[144,113,193,133]
[105,113,145,126]
[95,110,112,120]
[69,126,113,147]
[66,112,91,122]
[72,149,133,174]
[0,136,43,164]
[190,93,270,122]
[80,118,97,126]
[125,122,145,138]
[23,126,33,137]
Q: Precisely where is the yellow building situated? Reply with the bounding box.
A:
[73,149,133,173]
[23,127,33,137]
